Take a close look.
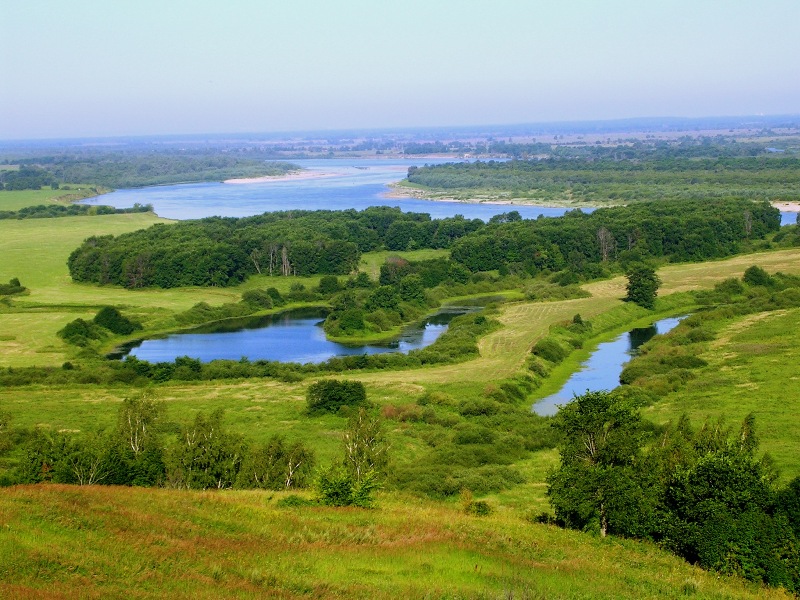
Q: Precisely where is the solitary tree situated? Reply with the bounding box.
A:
[547,390,645,537]
[624,264,661,309]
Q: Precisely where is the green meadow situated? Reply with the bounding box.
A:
[2,187,800,598]
[0,485,791,599]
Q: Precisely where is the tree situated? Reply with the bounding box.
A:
[547,390,646,537]
[343,408,388,483]
[306,379,367,414]
[624,264,661,309]
[167,409,246,489]
[237,435,315,490]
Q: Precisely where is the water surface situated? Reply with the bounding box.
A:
[84,158,583,221]
[119,306,473,364]
[532,316,684,416]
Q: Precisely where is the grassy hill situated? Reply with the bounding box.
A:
[0,485,790,599]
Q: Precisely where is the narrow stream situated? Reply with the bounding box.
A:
[532,316,684,416]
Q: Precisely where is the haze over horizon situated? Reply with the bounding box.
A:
[2,1,798,140]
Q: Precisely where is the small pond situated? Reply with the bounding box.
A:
[531,316,684,416]
[115,306,475,364]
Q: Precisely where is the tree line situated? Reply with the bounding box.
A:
[405,157,800,203]
[4,154,300,189]
[450,198,779,273]
[67,207,484,288]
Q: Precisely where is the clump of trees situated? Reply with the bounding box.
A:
[59,306,141,346]
[547,390,800,592]
[13,392,317,492]
[0,278,26,296]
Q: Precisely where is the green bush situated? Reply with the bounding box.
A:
[241,289,274,309]
[532,337,568,363]
[93,306,141,335]
[306,379,367,414]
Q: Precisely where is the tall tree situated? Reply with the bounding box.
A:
[547,391,646,537]
[624,264,661,309]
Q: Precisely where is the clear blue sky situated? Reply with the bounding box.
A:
[1,0,798,139]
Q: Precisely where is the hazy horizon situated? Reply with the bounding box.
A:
[2,1,798,140]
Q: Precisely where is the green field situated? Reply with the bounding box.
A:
[2,186,800,598]
[644,306,800,481]
[0,485,790,599]
[0,187,107,211]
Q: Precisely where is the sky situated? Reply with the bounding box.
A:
[1,0,798,140]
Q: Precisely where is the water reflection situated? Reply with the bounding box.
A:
[114,307,474,364]
[532,316,684,416]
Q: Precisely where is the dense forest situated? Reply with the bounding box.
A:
[67,207,484,288]
[0,155,298,189]
[406,156,800,203]
[66,200,780,289]
[450,198,780,273]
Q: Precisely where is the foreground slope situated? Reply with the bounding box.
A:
[0,485,790,600]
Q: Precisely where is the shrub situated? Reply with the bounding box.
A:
[94,306,141,335]
[241,289,274,309]
[306,379,367,414]
[532,337,568,364]
[316,465,378,507]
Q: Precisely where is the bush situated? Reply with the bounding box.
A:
[532,337,568,364]
[58,318,106,346]
[93,306,141,335]
[241,289,274,309]
[306,379,367,414]
[316,465,379,507]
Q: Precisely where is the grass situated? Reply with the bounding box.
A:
[359,248,450,280]
[0,484,790,599]
[0,187,105,211]
[644,306,800,481]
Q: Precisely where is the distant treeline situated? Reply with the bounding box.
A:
[3,155,299,189]
[67,207,484,288]
[0,203,151,220]
[0,166,58,190]
[406,157,800,203]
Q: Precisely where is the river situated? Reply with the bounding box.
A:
[82,158,582,221]
[532,316,684,416]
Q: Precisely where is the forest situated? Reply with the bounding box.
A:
[405,156,800,203]
[66,207,484,288]
[0,154,298,189]
[66,199,780,290]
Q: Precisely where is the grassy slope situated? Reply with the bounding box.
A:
[0,187,106,211]
[0,485,789,600]
[2,192,800,597]
[645,306,800,481]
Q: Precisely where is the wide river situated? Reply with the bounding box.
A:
[84,158,583,221]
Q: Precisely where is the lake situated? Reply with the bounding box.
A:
[82,158,583,221]
[531,316,684,416]
[116,306,474,364]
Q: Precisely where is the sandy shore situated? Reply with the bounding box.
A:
[224,170,341,184]
[773,201,800,212]
[381,183,600,209]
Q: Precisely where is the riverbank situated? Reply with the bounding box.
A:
[224,169,341,184]
[382,181,608,209]
[773,201,800,212]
